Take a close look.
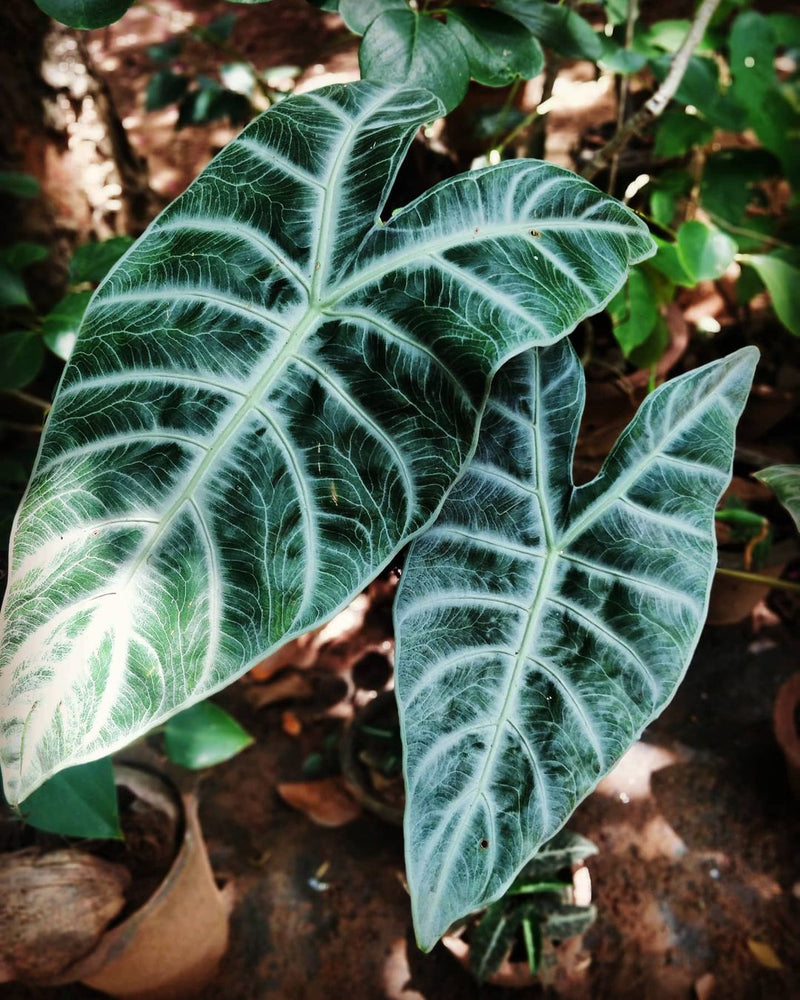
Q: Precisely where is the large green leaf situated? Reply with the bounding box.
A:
[16,756,121,839]
[494,0,603,61]
[395,340,757,948]
[359,12,470,113]
[32,0,134,29]
[754,465,800,532]
[0,82,652,804]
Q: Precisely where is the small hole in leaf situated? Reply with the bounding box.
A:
[479,838,489,850]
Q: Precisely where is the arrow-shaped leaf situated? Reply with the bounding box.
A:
[0,81,652,803]
[395,340,757,948]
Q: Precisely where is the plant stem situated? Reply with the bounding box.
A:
[714,566,800,595]
[607,0,638,196]
[582,0,722,182]
[4,389,51,411]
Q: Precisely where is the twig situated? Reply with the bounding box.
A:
[715,566,800,595]
[607,0,638,195]
[582,0,722,182]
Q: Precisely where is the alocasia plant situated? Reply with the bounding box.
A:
[395,339,757,947]
[0,81,652,804]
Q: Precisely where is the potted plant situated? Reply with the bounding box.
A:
[0,700,251,997]
[442,830,597,989]
[0,72,758,958]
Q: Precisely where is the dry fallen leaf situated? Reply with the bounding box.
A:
[281,710,303,736]
[277,777,362,827]
[247,671,314,709]
[747,939,783,969]
[694,972,715,1000]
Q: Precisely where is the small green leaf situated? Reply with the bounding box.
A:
[16,757,121,839]
[0,332,44,389]
[32,0,134,29]
[518,830,598,879]
[360,11,470,113]
[597,37,648,75]
[146,70,190,112]
[0,171,41,199]
[469,900,520,980]
[495,0,602,61]
[754,465,800,532]
[676,221,736,282]
[653,112,714,159]
[608,267,658,356]
[0,243,49,272]
[0,262,32,308]
[163,700,254,769]
[339,0,406,35]
[650,55,746,131]
[649,238,693,288]
[699,148,781,232]
[628,314,669,370]
[69,237,134,284]
[445,9,544,87]
[42,291,92,361]
[747,251,800,336]
[147,38,183,63]
[204,12,238,43]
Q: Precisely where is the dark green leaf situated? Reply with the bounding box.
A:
[519,830,597,880]
[747,251,800,335]
[0,82,652,805]
[643,19,712,54]
[445,9,543,87]
[163,700,253,769]
[147,38,184,64]
[494,0,602,61]
[0,243,49,272]
[767,14,800,49]
[204,12,238,43]
[597,37,648,75]
[339,0,406,35]
[396,341,756,947]
[754,465,800,531]
[0,172,41,199]
[730,11,776,110]
[16,757,121,839]
[628,313,669,370]
[69,237,134,284]
[649,238,693,288]
[649,55,747,131]
[146,70,190,112]
[0,331,44,389]
[42,291,93,361]
[676,221,736,282]
[469,900,522,980]
[32,0,134,29]
[544,903,597,940]
[360,12,470,113]
[608,267,658,356]
[699,148,781,231]
[0,263,32,308]
[178,82,252,127]
[653,111,713,159]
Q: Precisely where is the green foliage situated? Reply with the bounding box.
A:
[755,465,800,533]
[163,701,253,769]
[676,221,736,283]
[746,253,800,336]
[0,81,652,806]
[32,0,134,29]
[467,830,597,981]
[396,341,756,947]
[0,332,44,390]
[0,172,41,198]
[15,757,121,839]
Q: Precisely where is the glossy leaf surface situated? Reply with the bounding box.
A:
[16,757,120,839]
[0,82,652,803]
[32,0,134,29]
[163,700,253,769]
[396,341,757,948]
[755,465,800,531]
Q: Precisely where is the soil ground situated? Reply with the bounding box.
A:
[1,1,800,997]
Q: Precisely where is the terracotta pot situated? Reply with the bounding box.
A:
[26,764,228,999]
[706,540,797,625]
[340,691,404,826]
[774,673,800,799]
